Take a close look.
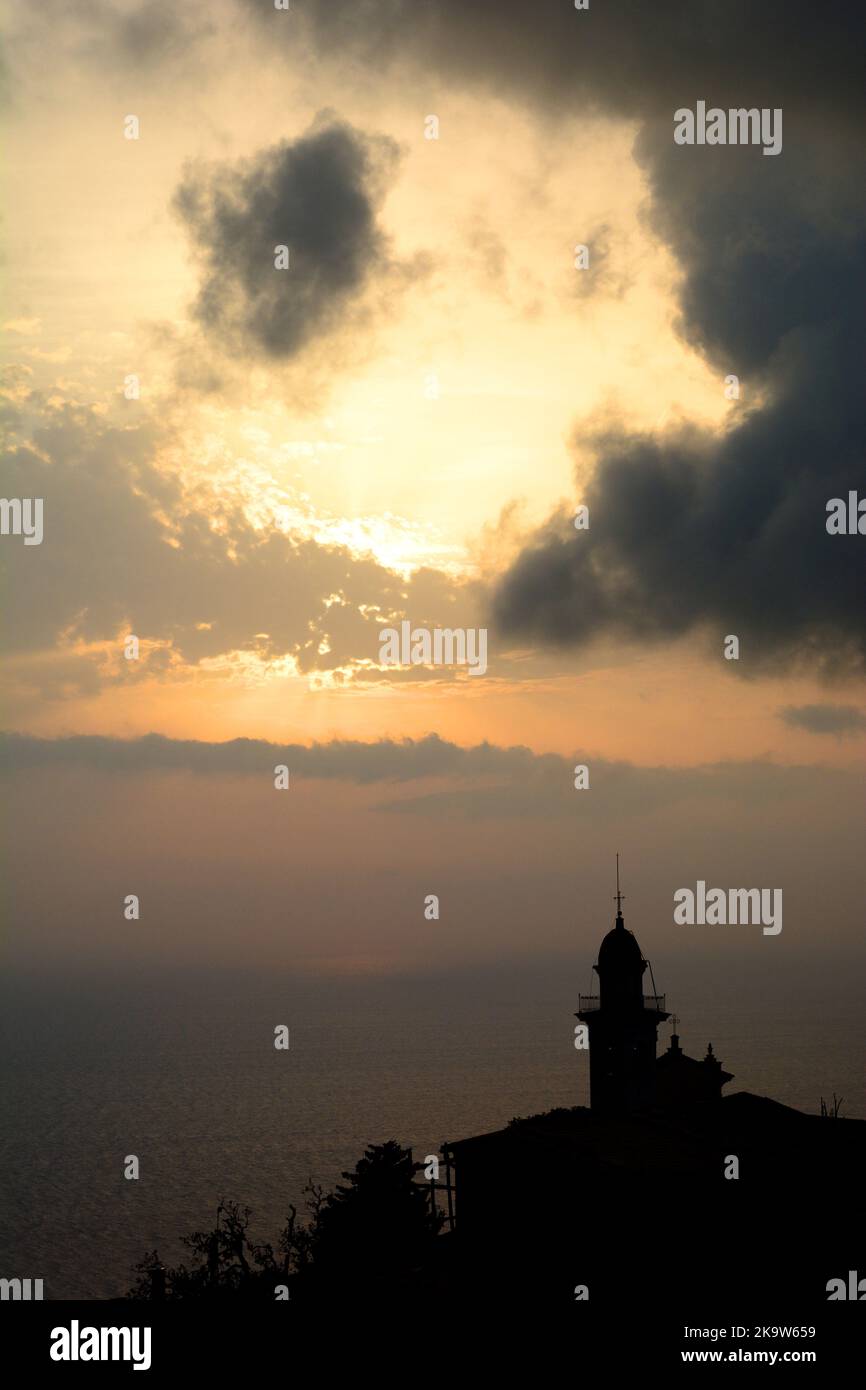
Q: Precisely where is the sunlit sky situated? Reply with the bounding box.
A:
[2,2,864,989]
[4,9,856,767]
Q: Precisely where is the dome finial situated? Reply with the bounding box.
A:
[614,852,625,925]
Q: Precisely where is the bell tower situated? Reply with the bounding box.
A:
[576,857,669,1114]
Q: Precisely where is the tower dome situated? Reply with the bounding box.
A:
[597,915,645,971]
[595,910,647,1009]
[594,856,647,1009]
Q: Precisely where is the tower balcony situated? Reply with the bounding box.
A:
[578,993,666,1013]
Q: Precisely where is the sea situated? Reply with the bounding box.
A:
[1,962,864,1299]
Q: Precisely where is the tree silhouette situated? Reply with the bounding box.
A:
[305,1139,442,1291]
[127,1200,280,1300]
[127,1141,442,1300]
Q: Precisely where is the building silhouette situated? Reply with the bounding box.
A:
[656,1033,733,1109]
[576,862,733,1113]
[576,864,670,1112]
[437,866,866,1307]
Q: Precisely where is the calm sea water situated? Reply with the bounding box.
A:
[1,963,864,1299]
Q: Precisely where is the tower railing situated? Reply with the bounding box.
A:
[578,993,666,1012]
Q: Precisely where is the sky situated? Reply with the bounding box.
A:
[2,1,864,992]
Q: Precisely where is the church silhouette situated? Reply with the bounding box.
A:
[576,867,733,1114]
[433,868,866,1308]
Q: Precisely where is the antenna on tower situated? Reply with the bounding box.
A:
[615,852,625,921]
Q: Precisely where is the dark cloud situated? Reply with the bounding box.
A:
[20,0,866,124]
[237,0,866,671]
[779,703,866,737]
[282,0,866,125]
[174,113,414,360]
[279,0,866,671]
[0,730,535,782]
[491,122,866,672]
[1,729,857,823]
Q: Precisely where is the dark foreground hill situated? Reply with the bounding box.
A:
[435,1091,866,1307]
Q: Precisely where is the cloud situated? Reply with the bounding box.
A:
[570,224,634,302]
[236,0,865,673]
[17,0,866,126]
[0,730,531,781]
[490,122,866,672]
[109,0,216,67]
[174,113,417,361]
[9,3,866,678]
[5,0,217,76]
[0,391,487,689]
[290,1,866,127]
[1,729,857,821]
[779,704,866,737]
